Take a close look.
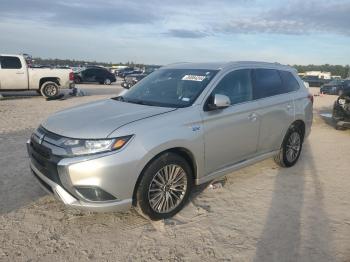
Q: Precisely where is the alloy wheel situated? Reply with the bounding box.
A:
[286,131,301,163]
[148,164,187,214]
[45,84,57,96]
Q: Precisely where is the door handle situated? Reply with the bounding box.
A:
[248,113,258,122]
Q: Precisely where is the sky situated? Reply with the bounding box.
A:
[0,0,349,65]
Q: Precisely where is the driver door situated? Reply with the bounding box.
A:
[0,56,28,90]
[201,69,260,175]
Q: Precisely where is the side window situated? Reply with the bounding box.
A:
[83,69,94,77]
[93,69,102,76]
[279,70,300,92]
[211,69,253,105]
[253,69,282,99]
[99,69,107,77]
[0,56,22,69]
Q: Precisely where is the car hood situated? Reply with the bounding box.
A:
[42,99,175,139]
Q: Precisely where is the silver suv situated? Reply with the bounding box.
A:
[27,62,313,220]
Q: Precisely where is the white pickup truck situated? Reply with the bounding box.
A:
[0,54,75,98]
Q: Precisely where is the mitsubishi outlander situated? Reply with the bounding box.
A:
[27,62,313,220]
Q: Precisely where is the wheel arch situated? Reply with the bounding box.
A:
[39,77,60,89]
[289,119,306,141]
[131,147,197,206]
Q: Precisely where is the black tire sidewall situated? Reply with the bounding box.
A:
[136,153,193,220]
[282,127,303,167]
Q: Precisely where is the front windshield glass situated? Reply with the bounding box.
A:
[118,69,218,108]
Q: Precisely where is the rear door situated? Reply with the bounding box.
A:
[0,56,28,89]
[253,69,296,154]
[96,69,107,82]
[201,69,260,175]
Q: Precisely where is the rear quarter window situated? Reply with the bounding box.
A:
[0,56,22,69]
[253,69,282,99]
[279,70,300,92]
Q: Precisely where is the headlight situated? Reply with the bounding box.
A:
[338,99,346,105]
[60,135,133,156]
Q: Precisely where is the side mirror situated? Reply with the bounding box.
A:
[207,94,231,111]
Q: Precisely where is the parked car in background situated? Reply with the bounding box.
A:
[320,79,350,96]
[121,66,160,89]
[27,61,313,220]
[0,54,74,98]
[116,67,134,77]
[302,75,330,87]
[332,89,350,130]
[74,67,116,85]
[120,69,142,79]
[121,73,147,89]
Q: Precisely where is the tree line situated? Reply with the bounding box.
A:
[292,64,350,79]
[32,57,147,69]
[32,57,350,79]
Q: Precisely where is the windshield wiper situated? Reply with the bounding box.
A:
[126,99,150,105]
[112,96,125,101]
[112,96,151,106]
[113,96,179,108]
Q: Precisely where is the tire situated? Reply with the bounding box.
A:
[40,82,59,99]
[74,77,81,84]
[104,78,112,85]
[135,152,193,220]
[274,125,304,167]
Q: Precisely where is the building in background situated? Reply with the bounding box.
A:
[304,71,331,79]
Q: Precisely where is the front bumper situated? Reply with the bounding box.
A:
[27,140,133,212]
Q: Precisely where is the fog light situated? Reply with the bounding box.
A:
[75,186,116,202]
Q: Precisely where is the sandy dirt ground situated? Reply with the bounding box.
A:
[0,86,349,261]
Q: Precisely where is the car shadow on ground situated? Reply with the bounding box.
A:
[0,91,41,99]
[253,142,334,261]
[0,129,47,214]
[318,106,336,128]
[0,90,74,100]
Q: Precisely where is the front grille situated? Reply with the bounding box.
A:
[31,140,51,159]
[28,127,64,187]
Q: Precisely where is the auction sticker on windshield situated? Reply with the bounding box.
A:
[182,75,206,81]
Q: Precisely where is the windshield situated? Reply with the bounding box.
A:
[116,68,218,108]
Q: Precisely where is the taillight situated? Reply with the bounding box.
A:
[308,94,314,104]
[69,72,74,81]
